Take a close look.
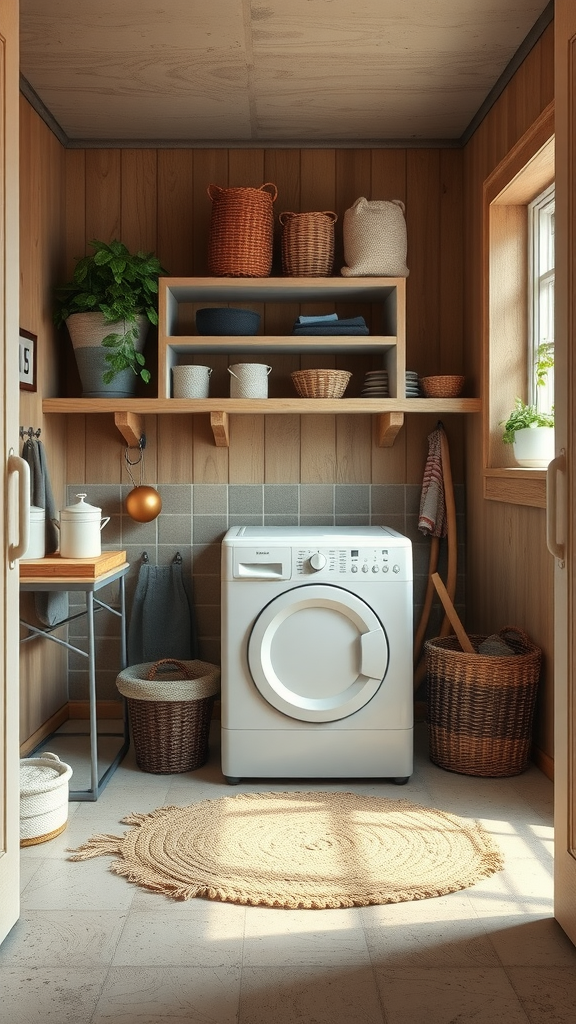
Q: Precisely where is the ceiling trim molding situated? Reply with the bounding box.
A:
[19,2,554,153]
[19,73,69,147]
[460,0,554,146]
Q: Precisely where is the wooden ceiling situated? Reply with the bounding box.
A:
[19,0,551,146]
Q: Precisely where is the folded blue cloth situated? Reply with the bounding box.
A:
[297,313,338,324]
[292,315,368,336]
[292,325,369,335]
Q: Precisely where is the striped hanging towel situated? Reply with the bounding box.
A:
[418,428,447,537]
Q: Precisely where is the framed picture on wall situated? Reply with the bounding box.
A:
[19,329,37,391]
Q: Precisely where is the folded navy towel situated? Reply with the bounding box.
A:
[292,315,368,335]
[292,326,370,335]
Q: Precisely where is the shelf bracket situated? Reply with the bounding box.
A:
[210,411,230,447]
[376,412,404,447]
[114,411,145,448]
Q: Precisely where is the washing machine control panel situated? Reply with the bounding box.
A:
[296,546,410,581]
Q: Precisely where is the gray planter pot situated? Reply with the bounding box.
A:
[65,312,149,398]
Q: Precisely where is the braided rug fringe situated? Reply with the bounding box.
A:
[68,792,504,909]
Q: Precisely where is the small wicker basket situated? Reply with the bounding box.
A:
[279,211,338,277]
[20,752,73,846]
[419,375,465,398]
[291,369,352,398]
[116,658,220,774]
[425,627,541,777]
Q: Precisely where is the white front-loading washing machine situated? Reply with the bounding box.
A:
[221,525,413,784]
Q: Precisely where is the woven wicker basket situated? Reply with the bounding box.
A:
[279,211,338,277]
[116,658,220,774]
[207,183,277,277]
[425,628,541,777]
[419,375,465,398]
[291,369,352,398]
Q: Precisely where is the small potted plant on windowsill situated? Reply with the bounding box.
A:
[53,239,166,398]
[501,343,555,467]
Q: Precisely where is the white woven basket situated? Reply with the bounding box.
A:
[228,362,271,398]
[116,658,220,703]
[20,752,73,846]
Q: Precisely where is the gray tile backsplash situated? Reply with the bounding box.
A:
[66,482,465,701]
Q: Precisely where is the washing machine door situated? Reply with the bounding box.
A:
[247,584,389,722]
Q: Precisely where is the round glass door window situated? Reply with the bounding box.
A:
[247,585,389,722]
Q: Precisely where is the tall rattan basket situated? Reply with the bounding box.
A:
[207,183,277,277]
[424,627,541,777]
[116,658,220,774]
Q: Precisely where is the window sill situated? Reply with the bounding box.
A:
[483,468,547,508]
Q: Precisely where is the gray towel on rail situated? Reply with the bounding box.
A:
[21,438,68,627]
[128,554,198,665]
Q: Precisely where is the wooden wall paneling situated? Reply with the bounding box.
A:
[370,149,407,201]
[439,150,464,374]
[120,149,158,254]
[265,414,300,483]
[157,150,195,276]
[511,37,544,142]
[192,412,229,483]
[157,414,194,483]
[335,149,371,275]
[228,414,265,483]
[300,150,336,215]
[228,149,266,187]
[371,415,407,483]
[85,149,121,244]
[300,415,337,483]
[406,149,441,378]
[64,149,86,277]
[336,414,372,483]
[192,149,229,275]
[539,22,555,105]
[85,415,125,484]
[65,414,87,484]
[264,149,300,276]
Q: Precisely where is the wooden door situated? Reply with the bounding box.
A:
[552,0,576,945]
[0,0,21,945]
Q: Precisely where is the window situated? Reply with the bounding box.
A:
[529,184,555,415]
[483,102,554,507]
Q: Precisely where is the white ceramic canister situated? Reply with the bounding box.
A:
[172,364,212,398]
[228,363,272,398]
[55,493,110,558]
[21,505,46,560]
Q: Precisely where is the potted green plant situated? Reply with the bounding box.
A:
[501,343,554,467]
[54,239,166,397]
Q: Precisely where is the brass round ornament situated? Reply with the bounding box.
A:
[125,484,162,523]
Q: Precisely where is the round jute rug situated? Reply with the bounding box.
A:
[68,791,503,909]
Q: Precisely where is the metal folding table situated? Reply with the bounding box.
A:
[20,562,131,801]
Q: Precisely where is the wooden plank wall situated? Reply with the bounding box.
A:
[463,23,555,764]
[18,96,68,741]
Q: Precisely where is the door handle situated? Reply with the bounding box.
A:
[546,449,566,565]
[7,453,30,566]
[360,629,387,679]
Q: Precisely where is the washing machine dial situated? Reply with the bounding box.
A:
[308,552,327,572]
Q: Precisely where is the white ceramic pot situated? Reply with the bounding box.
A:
[21,505,46,560]
[54,493,110,558]
[512,426,555,468]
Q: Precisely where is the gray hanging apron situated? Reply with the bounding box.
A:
[128,552,198,665]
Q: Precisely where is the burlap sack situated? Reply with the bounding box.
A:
[341,198,409,277]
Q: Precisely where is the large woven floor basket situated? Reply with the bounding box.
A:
[425,627,541,777]
[280,211,338,276]
[116,658,220,774]
[207,183,277,277]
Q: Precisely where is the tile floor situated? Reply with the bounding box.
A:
[2,720,576,1023]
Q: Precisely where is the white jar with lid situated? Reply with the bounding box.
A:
[21,505,46,560]
[54,494,110,559]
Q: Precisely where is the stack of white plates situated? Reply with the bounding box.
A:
[406,371,421,397]
[361,369,389,397]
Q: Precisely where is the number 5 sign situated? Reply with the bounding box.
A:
[19,329,37,391]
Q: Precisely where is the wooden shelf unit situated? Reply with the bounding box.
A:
[42,276,481,446]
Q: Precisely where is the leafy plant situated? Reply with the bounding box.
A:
[53,239,167,384]
[501,342,554,444]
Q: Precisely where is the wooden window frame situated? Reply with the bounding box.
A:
[483,102,555,508]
